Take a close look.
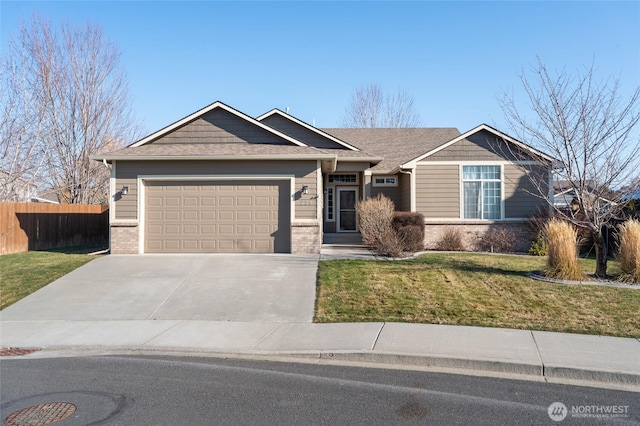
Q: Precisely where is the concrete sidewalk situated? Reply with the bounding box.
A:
[2,319,639,390]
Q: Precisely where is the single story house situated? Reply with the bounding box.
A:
[92,101,554,254]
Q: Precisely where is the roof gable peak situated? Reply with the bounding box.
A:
[131,101,308,148]
[401,123,555,167]
[257,109,360,151]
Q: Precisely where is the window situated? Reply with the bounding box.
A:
[328,174,357,183]
[372,175,397,187]
[326,187,334,221]
[462,165,501,220]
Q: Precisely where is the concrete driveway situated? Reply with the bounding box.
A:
[1,254,319,322]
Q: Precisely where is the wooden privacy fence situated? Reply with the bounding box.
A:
[0,202,109,255]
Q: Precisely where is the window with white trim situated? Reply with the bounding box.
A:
[372,175,397,187]
[328,174,357,183]
[462,165,501,220]
[326,187,334,221]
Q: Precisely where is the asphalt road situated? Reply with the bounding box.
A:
[1,355,638,425]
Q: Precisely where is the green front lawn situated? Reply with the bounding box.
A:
[315,253,640,338]
[0,246,104,310]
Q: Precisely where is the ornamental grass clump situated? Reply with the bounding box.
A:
[545,219,585,281]
[617,219,640,283]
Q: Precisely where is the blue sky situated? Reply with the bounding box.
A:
[1,1,639,137]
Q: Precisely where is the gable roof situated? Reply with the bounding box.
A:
[401,124,555,168]
[130,101,307,148]
[257,109,361,151]
[321,128,461,172]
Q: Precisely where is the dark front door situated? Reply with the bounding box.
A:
[337,187,358,232]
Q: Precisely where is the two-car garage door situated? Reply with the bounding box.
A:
[145,180,290,253]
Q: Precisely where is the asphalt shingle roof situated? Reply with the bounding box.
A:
[321,128,461,172]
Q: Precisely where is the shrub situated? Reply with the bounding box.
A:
[545,219,584,280]
[375,229,405,258]
[392,212,425,252]
[358,194,395,248]
[617,219,640,283]
[435,226,465,251]
[476,228,516,253]
[528,231,548,256]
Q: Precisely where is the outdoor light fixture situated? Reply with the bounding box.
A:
[121,186,129,196]
[302,185,309,194]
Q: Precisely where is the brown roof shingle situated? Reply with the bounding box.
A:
[321,128,461,172]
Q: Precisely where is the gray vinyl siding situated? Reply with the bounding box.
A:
[424,129,530,162]
[260,114,346,149]
[150,108,292,145]
[415,164,460,218]
[504,164,548,218]
[114,160,318,220]
[371,185,402,210]
[399,173,411,212]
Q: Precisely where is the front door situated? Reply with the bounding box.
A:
[337,187,358,232]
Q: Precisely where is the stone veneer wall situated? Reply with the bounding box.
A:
[110,222,139,254]
[110,221,322,254]
[291,221,322,254]
[424,221,535,253]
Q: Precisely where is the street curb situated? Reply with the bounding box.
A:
[9,345,639,389]
[314,351,542,376]
[543,365,640,386]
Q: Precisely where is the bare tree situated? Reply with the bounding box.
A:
[500,58,640,277]
[0,31,49,201]
[0,15,140,204]
[340,83,422,128]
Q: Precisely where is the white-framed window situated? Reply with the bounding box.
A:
[462,165,502,220]
[325,187,334,221]
[372,175,398,187]
[328,174,357,183]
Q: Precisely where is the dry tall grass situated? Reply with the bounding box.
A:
[617,219,640,283]
[545,219,585,280]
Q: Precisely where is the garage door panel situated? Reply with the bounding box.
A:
[218,211,234,220]
[165,197,180,207]
[236,211,251,221]
[201,197,216,206]
[183,211,198,220]
[237,196,252,206]
[254,211,270,221]
[183,224,198,234]
[145,180,290,253]
[201,211,216,220]
[166,211,180,221]
[219,197,234,207]
[201,225,216,234]
[254,224,271,233]
[236,224,252,234]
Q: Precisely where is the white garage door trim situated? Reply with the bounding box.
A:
[138,175,295,254]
